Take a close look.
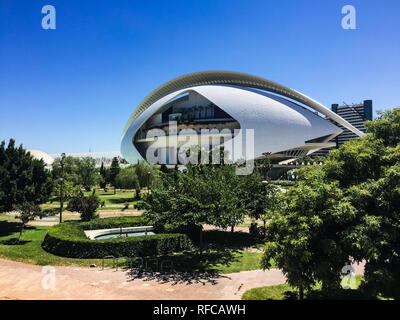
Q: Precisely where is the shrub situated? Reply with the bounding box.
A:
[67,194,100,221]
[81,216,150,230]
[42,216,193,258]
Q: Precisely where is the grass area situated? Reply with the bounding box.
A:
[139,249,265,274]
[241,275,382,300]
[97,206,139,211]
[0,222,113,267]
[214,250,264,273]
[202,230,264,249]
[236,216,264,228]
[83,189,139,205]
[242,283,295,300]
[45,189,141,207]
[0,214,19,222]
[0,221,264,273]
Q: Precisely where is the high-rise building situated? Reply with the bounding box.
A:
[312,100,373,157]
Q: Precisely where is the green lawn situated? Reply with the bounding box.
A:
[236,216,264,228]
[241,275,384,300]
[0,222,112,267]
[242,283,295,300]
[0,221,264,273]
[83,189,139,205]
[148,249,265,274]
[214,250,264,273]
[0,214,19,222]
[45,189,141,208]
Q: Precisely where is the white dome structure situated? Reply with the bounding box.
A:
[121,71,364,165]
[27,149,54,166]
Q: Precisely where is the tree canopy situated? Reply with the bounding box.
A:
[0,139,53,212]
[261,106,400,299]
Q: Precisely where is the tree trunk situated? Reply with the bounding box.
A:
[231,225,234,233]
[299,285,304,300]
[18,223,24,242]
[199,226,203,255]
[114,186,116,194]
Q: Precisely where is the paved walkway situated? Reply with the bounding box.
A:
[0,258,364,300]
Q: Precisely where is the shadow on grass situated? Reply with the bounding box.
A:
[283,291,299,300]
[125,249,241,285]
[0,221,36,237]
[107,197,135,204]
[0,238,31,245]
[200,230,264,250]
[306,288,376,300]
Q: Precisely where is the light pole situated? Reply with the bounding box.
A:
[59,177,64,223]
[59,153,66,223]
[260,180,269,234]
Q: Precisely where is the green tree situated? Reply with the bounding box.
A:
[133,160,155,189]
[323,136,385,188]
[261,107,400,299]
[109,157,120,194]
[144,160,248,248]
[67,192,100,221]
[0,139,53,212]
[76,157,99,192]
[52,155,79,183]
[115,166,140,190]
[261,176,357,299]
[13,202,42,241]
[241,173,280,229]
[205,164,246,232]
[52,180,81,201]
[365,107,400,147]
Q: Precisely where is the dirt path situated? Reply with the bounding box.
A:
[203,224,250,233]
[0,258,365,300]
[0,258,284,300]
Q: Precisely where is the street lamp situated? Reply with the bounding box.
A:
[59,152,66,223]
[59,177,64,223]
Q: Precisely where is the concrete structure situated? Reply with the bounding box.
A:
[121,71,365,165]
[84,226,154,240]
[50,151,126,167]
[27,150,54,166]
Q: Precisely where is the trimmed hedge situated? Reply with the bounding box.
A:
[42,217,193,258]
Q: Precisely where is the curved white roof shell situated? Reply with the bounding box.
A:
[122,70,364,138]
[121,71,364,164]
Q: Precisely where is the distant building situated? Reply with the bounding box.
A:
[27,150,54,167]
[49,151,127,167]
[312,100,373,157]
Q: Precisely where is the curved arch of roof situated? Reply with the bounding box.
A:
[122,70,365,139]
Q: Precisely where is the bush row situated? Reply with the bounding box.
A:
[79,216,150,230]
[42,217,193,258]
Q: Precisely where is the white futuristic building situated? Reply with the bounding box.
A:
[121,71,365,165]
[27,150,54,167]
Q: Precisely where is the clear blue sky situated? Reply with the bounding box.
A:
[1,0,399,154]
